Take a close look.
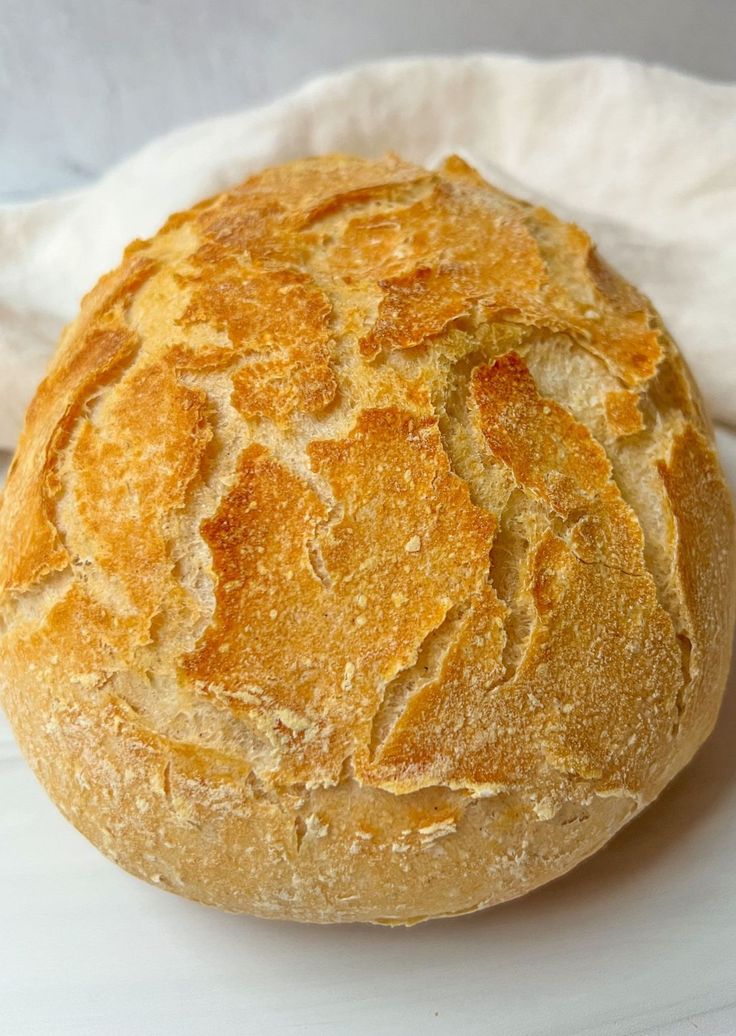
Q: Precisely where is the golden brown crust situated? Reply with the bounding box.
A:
[0,153,733,924]
[182,407,495,786]
[69,359,211,635]
[657,426,736,745]
[604,389,645,437]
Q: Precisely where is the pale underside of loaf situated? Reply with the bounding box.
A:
[0,154,733,923]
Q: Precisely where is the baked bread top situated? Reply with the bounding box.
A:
[0,154,732,923]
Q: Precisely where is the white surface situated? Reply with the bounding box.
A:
[3,0,736,201]
[2,54,736,455]
[1,55,736,1035]
[2,429,736,1036]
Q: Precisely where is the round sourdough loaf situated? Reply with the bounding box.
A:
[0,154,733,924]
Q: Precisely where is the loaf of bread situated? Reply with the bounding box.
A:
[0,154,733,924]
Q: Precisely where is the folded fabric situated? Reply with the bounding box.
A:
[0,53,734,451]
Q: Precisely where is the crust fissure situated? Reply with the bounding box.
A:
[591,414,697,734]
[487,492,537,686]
[367,598,474,762]
[172,368,252,652]
[0,567,75,631]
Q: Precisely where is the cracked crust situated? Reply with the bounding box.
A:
[0,153,733,924]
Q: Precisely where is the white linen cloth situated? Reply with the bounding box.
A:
[0,54,735,453]
[1,56,735,1036]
